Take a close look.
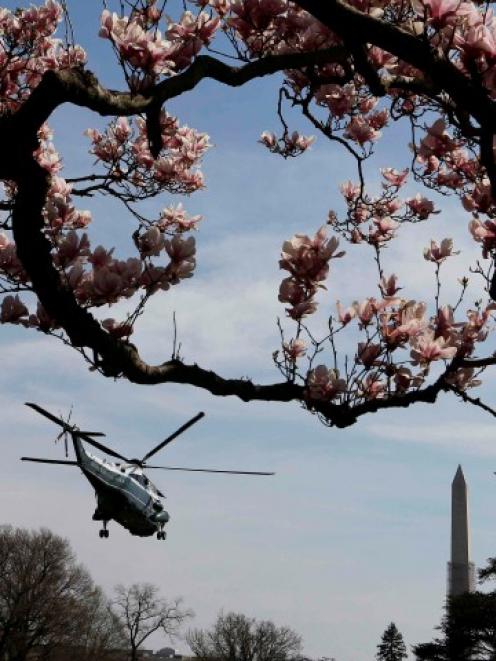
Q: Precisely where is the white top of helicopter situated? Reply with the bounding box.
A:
[84,449,162,499]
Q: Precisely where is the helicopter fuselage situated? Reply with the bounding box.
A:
[73,435,169,537]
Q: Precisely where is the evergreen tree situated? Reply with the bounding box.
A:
[376,623,408,661]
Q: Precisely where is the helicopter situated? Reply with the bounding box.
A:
[21,403,275,540]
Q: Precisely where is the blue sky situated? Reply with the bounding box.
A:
[2,2,496,659]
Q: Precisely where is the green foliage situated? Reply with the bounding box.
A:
[414,558,496,660]
[376,623,407,661]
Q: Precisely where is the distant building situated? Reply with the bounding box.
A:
[156,648,181,658]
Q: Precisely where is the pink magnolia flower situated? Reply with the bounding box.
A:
[434,305,457,339]
[407,194,436,219]
[418,119,458,160]
[283,338,307,362]
[284,131,315,151]
[92,268,124,302]
[381,167,409,188]
[1,295,28,323]
[463,180,493,213]
[89,246,115,270]
[423,238,458,263]
[394,367,424,392]
[358,373,386,399]
[280,227,344,283]
[445,367,482,390]
[158,203,202,232]
[344,115,381,145]
[340,180,361,201]
[336,300,356,325]
[102,318,134,339]
[413,0,461,27]
[469,218,496,257]
[306,365,346,401]
[357,342,382,368]
[410,329,458,364]
[369,216,399,244]
[55,230,90,268]
[353,298,377,327]
[379,274,402,298]
[165,234,196,263]
[28,303,56,332]
[138,226,165,257]
[259,131,277,149]
[35,141,61,174]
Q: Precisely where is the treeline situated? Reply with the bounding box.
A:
[0,526,334,661]
[413,557,496,660]
[374,557,496,661]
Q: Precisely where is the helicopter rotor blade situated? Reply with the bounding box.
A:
[145,465,275,475]
[78,431,106,437]
[26,402,125,461]
[25,403,73,430]
[141,412,205,463]
[73,431,129,462]
[21,457,79,466]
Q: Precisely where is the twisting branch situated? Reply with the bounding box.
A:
[446,384,496,418]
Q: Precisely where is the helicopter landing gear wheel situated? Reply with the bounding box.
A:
[99,522,109,538]
[157,530,166,540]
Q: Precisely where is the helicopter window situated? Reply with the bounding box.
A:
[132,473,148,487]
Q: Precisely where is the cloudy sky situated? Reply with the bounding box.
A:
[2,2,496,659]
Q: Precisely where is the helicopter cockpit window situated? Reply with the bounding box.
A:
[132,473,149,487]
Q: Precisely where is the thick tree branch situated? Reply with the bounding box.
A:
[4,19,496,427]
[7,48,345,135]
[293,0,496,126]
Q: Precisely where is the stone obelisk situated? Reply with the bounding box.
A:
[448,465,475,597]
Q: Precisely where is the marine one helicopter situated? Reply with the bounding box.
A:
[21,403,274,540]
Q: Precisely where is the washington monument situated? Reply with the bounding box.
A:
[448,465,475,596]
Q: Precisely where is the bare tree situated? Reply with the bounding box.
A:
[113,583,193,661]
[186,611,302,661]
[0,526,124,661]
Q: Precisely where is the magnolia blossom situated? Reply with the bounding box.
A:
[407,194,436,219]
[306,365,347,401]
[381,167,409,188]
[469,218,496,257]
[446,367,482,390]
[283,338,306,362]
[259,131,277,148]
[358,373,386,399]
[410,329,458,364]
[379,274,401,298]
[434,305,457,339]
[413,0,461,27]
[158,204,202,232]
[423,238,458,263]
[280,227,344,283]
[1,295,28,324]
[357,342,382,368]
[137,227,165,257]
[336,301,356,325]
[340,180,361,201]
[344,116,381,145]
[394,367,424,392]
[102,318,134,338]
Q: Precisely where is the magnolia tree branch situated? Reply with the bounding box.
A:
[8,48,346,137]
[293,0,496,193]
[4,3,496,428]
[8,131,471,427]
